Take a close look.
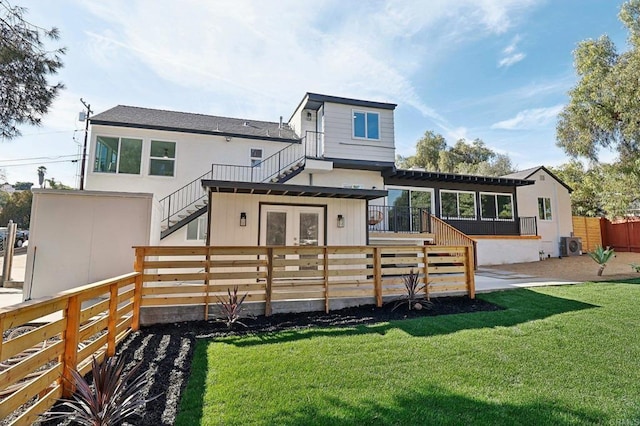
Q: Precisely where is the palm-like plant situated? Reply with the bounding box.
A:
[392,269,431,311]
[45,355,158,425]
[216,285,248,329]
[588,245,615,276]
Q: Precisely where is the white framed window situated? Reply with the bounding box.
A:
[480,192,514,221]
[440,190,476,220]
[250,148,263,167]
[186,216,207,240]
[94,136,142,174]
[538,197,552,220]
[149,140,176,177]
[352,110,380,140]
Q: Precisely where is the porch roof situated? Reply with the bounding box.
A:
[202,180,387,200]
[383,169,535,187]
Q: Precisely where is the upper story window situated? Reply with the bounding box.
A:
[250,148,263,167]
[186,216,207,240]
[480,193,514,221]
[440,190,476,220]
[149,140,176,177]
[94,136,142,174]
[538,197,552,220]
[353,110,380,140]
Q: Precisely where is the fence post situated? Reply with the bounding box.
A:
[62,295,81,397]
[132,248,145,331]
[465,246,476,299]
[265,248,273,316]
[204,247,211,320]
[422,246,430,300]
[373,247,382,307]
[107,283,118,356]
[323,247,329,313]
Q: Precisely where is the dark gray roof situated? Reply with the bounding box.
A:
[202,180,387,200]
[502,166,573,193]
[90,105,300,143]
[292,93,397,119]
[384,169,535,187]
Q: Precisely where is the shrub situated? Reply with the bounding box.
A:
[44,355,158,425]
[392,269,431,311]
[216,286,248,329]
[588,245,615,276]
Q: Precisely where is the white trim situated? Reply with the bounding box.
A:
[93,135,144,176]
[440,189,477,220]
[537,197,553,221]
[148,139,177,178]
[479,192,514,221]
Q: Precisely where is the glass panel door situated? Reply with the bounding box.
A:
[299,212,320,271]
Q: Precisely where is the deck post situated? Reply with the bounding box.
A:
[373,247,382,307]
[465,245,476,299]
[62,295,81,397]
[265,247,273,316]
[107,283,118,356]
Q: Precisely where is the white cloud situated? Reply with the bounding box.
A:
[491,104,564,130]
[498,34,526,68]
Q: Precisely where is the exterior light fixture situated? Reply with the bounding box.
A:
[337,214,345,228]
[240,212,247,227]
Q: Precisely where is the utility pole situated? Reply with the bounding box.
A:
[79,98,93,190]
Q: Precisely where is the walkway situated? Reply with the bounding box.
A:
[475,267,578,293]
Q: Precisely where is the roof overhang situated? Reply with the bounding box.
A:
[202,180,387,200]
[298,93,397,112]
[384,169,535,187]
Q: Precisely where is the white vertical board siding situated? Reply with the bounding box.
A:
[209,193,367,246]
[515,169,573,257]
[321,103,395,163]
[86,124,295,199]
[288,169,384,190]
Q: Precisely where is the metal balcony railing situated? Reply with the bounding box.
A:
[368,205,432,233]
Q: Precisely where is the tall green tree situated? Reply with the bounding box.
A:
[13,181,33,190]
[557,0,640,168]
[397,131,446,171]
[0,1,65,139]
[0,190,31,228]
[549,161,604,216]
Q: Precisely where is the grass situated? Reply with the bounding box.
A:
[176,281,640,425]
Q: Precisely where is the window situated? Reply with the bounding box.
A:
[186,216,207,240]
[480,193,514,220]
[440,190,476,220]
[149,140,176,176]
[538,197,552,220]
[94,136,142,174]
[250,148,263,167]
[353,111,380,140]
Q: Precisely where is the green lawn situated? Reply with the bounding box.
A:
[176,281,640,425]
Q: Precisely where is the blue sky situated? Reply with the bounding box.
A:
[0,0,631,186]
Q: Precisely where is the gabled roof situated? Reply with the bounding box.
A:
[90,105,300,143]
[502,166,573,193]
[384,169,535,187]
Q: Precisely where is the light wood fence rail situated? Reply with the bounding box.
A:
[135,245,475,318]
[0,272,141,426]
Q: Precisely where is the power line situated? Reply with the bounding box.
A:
[0,158,79,168]
[0,154,78,162]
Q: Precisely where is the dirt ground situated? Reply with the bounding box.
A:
[484,251,640,282]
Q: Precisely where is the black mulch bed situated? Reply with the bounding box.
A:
[37,297,501,426]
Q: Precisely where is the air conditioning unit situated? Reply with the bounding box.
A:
[560,237,582,257]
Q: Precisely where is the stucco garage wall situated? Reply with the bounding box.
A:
[475,237,541,265]
[23,190,155,300]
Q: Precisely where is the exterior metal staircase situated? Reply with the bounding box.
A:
[159,131,322,239]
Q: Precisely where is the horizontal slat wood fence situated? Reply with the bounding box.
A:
[135,245,475,317]
[0,272,140,426]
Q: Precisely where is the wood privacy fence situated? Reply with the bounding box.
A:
[0,273,140,426]
[135,244,475,318]
[572,216,604,253]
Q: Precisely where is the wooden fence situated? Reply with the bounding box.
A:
[572,216,603,253]
[0,272,140,426]
[136,244,475,318]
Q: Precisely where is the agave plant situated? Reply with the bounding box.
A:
[44,355,158,425]
[392,269,431,311]
[216,285,248,329]
[588,245,615,276]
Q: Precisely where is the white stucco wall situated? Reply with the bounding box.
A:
[475,238,541,265]
[23,190,154,300]
[515,169,573,257]
[288,168,384,190]
[209,193,368,246]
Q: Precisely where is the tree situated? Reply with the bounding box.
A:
[549,161,604,216]
[13,181,33,190]
[45,177,71,190]
[37,165,46,188]
[0,1,65,139]
[557,0,640,169]
[0,189,31,228]
[398,131,515,176]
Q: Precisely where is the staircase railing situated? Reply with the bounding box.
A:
[159,170,212,228]
[430,215,477,268]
